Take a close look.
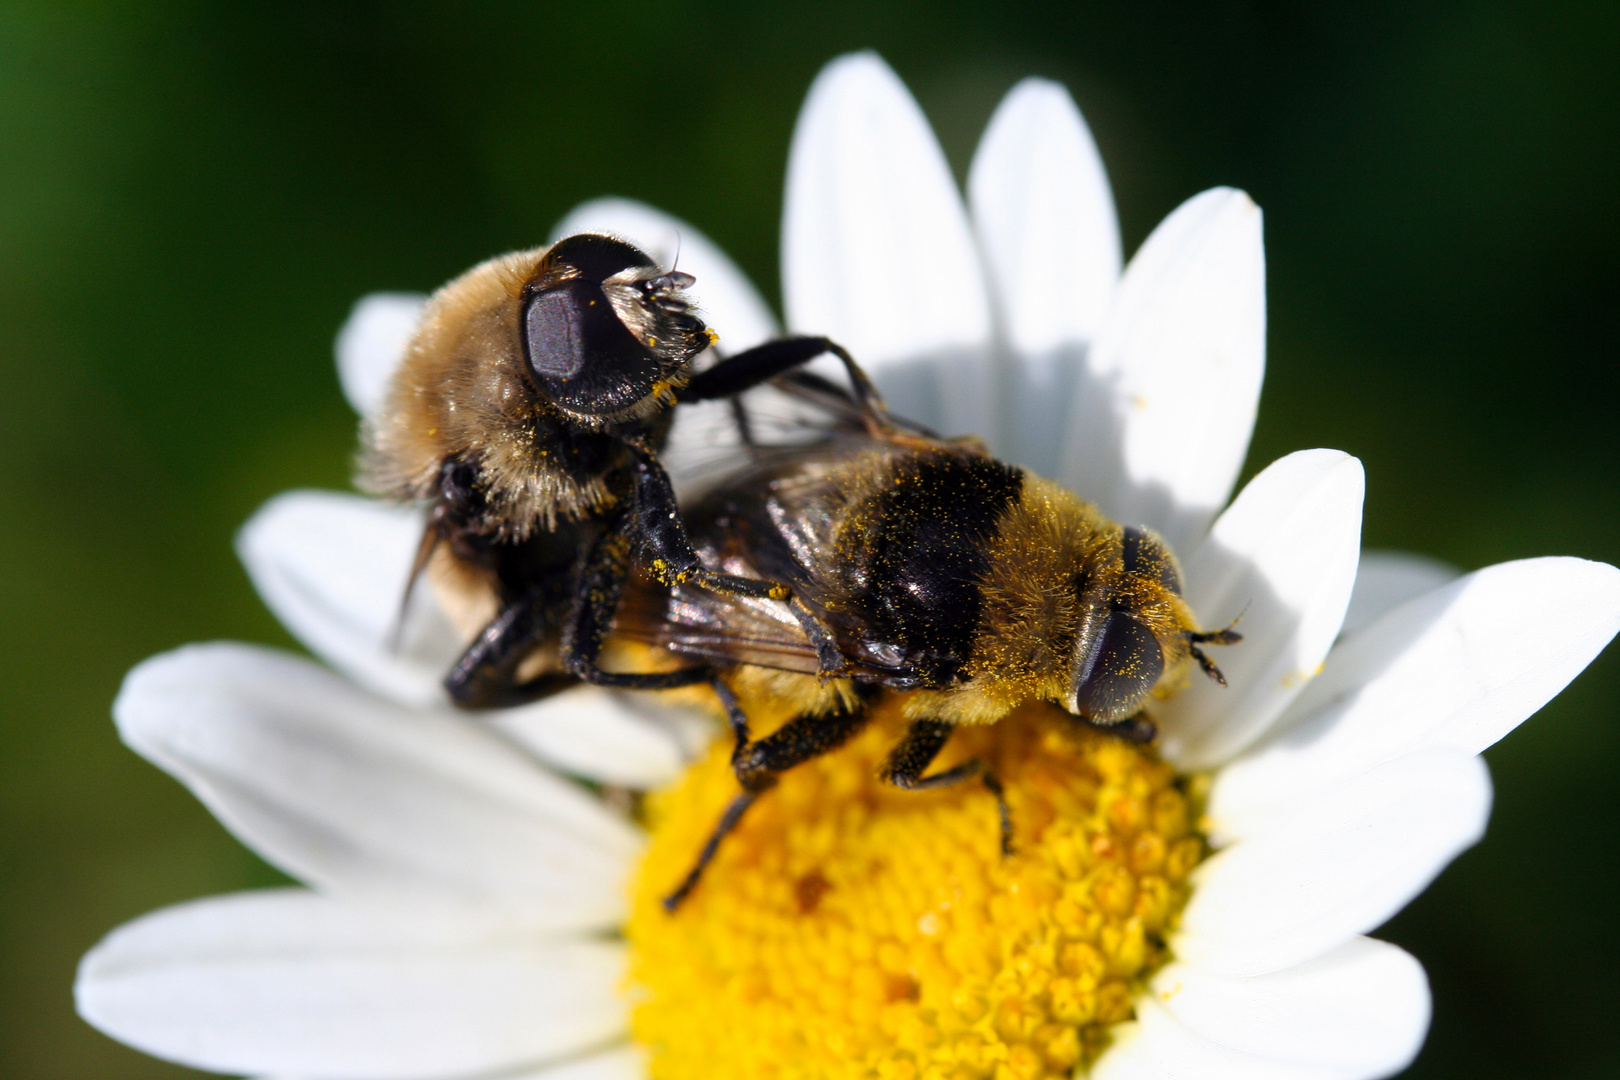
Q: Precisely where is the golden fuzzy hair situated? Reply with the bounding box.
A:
[358,248,621,537]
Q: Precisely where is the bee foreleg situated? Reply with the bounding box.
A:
[624,443,793,603]
[678,335,893,429]
[883,718,1014,856]
[444,592,577,709]
[560,506,714,691]
[1070,713,1159,744]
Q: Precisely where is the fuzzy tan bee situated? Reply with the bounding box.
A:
[360,233,889,707]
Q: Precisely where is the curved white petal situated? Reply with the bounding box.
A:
[551,196,779,354]
[1093,997,1335,1080]
[1211,557,1620,833]
[77,889,625,1080]
[1179,749,1490,977]
[115,643,641,921]
[1060,187,1265,556]
[238,490,458,707]
[506,1046,643,1080]
[1340,549,1459,641]
[1153,936,1429,1077]
[336,293,427,420]
[968,77,1120,479]
[237,490,691,785]
[488,686,690,790]
[1158,450,1364,771]
[782,52,995,441]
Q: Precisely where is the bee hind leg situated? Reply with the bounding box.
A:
[664,700,871,912]
[883,718,1014,856]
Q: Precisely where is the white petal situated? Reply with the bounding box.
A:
[77,889,625,1080]
[1158,450,1364,771]
[115,643,641,921]
[1178,749,1490,977]
[1060,187,1265,556]
[968,77,1120,479]
[238,490,460,707]
[1093,997,1336,1080]
[1210,557,1620,833]
[551,196,779,353]
[336,293,427,420]
[488,686,690,789]
[781,52,995,441]
[506,1046,643,1080]
[1339,550,1459,640]
[1153,936,1429,1077]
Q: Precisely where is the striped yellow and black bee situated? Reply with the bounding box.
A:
[613,427,1240,908]
[360,233,890,708]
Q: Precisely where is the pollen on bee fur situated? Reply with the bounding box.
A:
[627,698,1208,1080]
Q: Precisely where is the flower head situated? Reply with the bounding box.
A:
[77,53,1620,1080]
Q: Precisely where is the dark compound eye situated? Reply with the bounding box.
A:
[546,233,655,283]
[1122,526,1181,595]
[1071,610,1166,722]
[522,279,666,417]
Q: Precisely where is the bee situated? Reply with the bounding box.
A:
[360,233,891,707]
[613,429,1240,908]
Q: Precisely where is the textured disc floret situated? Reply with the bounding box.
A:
[628,697,1208,1080]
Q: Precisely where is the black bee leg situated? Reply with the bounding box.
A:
[444,592,578,709]
[883,718,1014,856]
[664,702,871,911]
[620,442,850,677]
[1070,713,1159,744]
[661,790,758,912]
[708,674,752,746]
[1186,643,1227,686]
[560,508,715,692]
[728,395,758,448]
[678,335,893,428]
[623,443,791,603]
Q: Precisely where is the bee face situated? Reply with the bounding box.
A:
[1066,526,1191,722]
[522,234,709,420]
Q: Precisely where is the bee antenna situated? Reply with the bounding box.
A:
[669,231,683,275]
[1188,643,1228,686]
[1188,600,1249,648]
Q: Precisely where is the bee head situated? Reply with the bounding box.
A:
[1065,526,1192,722]
[521,234,710,422]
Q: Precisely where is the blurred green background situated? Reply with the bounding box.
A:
[2,2,1616,1076]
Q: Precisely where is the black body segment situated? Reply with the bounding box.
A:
[847,451,1023,685]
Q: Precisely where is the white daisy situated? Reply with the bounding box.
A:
[77,52,1620,1080]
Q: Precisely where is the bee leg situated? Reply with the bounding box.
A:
[444,592,578,709]
[1071,713,1159,744]
[678,335,894,429]
[560,506,716,692]
[623,443,792,604]
[664,702,871,912]
[883,719,1014,856]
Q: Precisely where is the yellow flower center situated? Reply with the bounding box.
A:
[626,696,1208,1080]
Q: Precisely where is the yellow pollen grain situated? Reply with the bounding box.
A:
[626,698,1208,1080]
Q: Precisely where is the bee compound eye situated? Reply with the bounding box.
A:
[1122,526,1182,595]
[523,279,667,417]
[546,233,655,283]
[1072,611,1166,722]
